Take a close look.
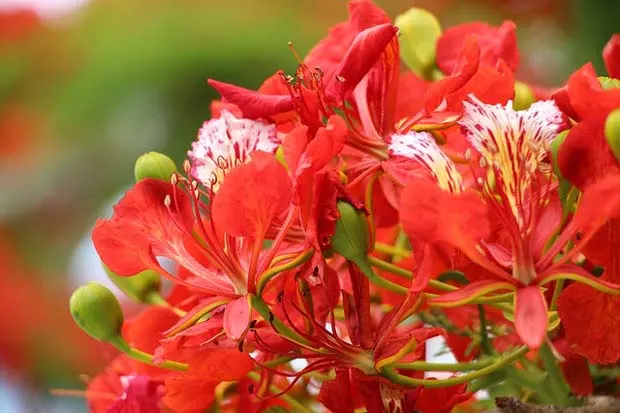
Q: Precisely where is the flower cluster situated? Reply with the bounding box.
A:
[68,1,620,411]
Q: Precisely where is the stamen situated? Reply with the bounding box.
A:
[287,41,303,65]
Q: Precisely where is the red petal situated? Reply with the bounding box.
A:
[305,0,390,80]
[551,86,579,121]
[568,174,620,244]
[425,37,480,113]
[436,20,519,75]
[560,355,594,396]
[567,63,620,119]
[223,296,251,341]
[297,115,348,177]
[325,23,398,101]
[212,152,292,238]
[580,219,620,282]
[124,306,180,376]
[559,283,620,364]
[207,79,294,119]
[317,369,356,413]
[400,180,505,277]
[191,348,254,381]
[414,383,472,413]
[557,116,619,191]
[163,377,216,412]
[444,59,515,110]
[92,179,236,296]
[603,34,620,79]
[514,286,548,349]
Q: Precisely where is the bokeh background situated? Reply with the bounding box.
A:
[0,0,617,411]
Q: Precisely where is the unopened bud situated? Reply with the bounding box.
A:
[395,8,442,78]
[605,108,620,160]
[105,266,162,304]
[70,283,124,342]
[330,201,369,261]
[598,76,620,90]
[550,130,569,178]
[134,152,178,182]
[513,81,535,110]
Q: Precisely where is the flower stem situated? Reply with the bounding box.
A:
[110,337,188,371]
[394,358,494,371]
[256,249,314,295]
[374,243,411,259]
[380,346,528,388]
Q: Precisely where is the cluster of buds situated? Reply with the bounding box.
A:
[68,1,620,412]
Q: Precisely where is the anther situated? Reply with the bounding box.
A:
[464,148,472,161]
[336,75,346,83]
[183,160,191,175]
[164,195,172,208]
[170,173,178,185]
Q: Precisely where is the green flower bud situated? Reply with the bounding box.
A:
[134,152,178,182]
[70,283,124,342]
[395,8,442,79]
[513,81,535,110]
[331,201,369,262]
[105,266,162,304]
[598,76,620,90]
[605,108,620,160]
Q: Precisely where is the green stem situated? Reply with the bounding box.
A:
[247,371,315,413]
[394,358,494,371]
[381,346,528,388]
[478,305,493,355]
[539,342,571,405]
[367,256,457,291]
[256,249,314,295]
[374,242,411,259]
[110,337,188,371]
[354,256,407,295]
[549,279,565,311]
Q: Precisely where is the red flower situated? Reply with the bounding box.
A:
[400,96,620,349]
[86,356,165,413]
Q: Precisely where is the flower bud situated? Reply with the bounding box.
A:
[598,76,620,90]
[330,201,369,261]
[105,266,162,304]
[513,81,535,110]
[70,283,124,342]
[605,108,620,160]
[395,8,442,78]
[134,152,178,182]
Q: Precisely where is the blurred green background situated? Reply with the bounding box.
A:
[0,0,617,411]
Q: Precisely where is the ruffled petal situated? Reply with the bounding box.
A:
[436,20,519,75]
[212,151,292,238]
[558,283,620,364]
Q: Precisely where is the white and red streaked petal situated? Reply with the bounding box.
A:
[459,95,563,229]
[388,131,464,193]
[188,110,280,190]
